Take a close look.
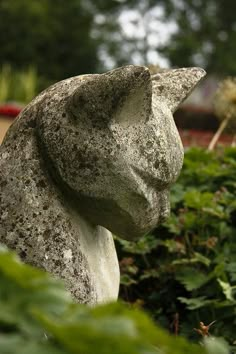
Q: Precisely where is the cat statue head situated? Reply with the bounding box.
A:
[35,65,205,239]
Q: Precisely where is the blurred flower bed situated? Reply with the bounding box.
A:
[0,104,22,117]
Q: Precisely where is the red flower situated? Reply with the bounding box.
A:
[0,104,22,118]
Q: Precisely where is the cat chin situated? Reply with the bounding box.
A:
[104,194,170,241]
[113,190,170,240]
[71,189,168,241]
[109,212,162,241]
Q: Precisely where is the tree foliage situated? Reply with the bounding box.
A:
[0,0,139,82]
[1,0,236,82]
[159,0,236,75]
[94,0,236,76]
[0,0,100,81]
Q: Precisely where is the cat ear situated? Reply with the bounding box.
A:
[152,67,206,113]
[68,65,152,124]
[110,66,152,125]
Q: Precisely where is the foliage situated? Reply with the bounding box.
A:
[0,64,38,103]
[116,147,236,350]
[0,0,142,81]
[1,0,236,81]
[94,0,236,75]
[0,246,227,354]
[0,0,101,81]
[159,0,236,75]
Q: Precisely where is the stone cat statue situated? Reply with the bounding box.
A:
[0,65,205,304]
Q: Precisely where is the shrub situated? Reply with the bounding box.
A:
[0,245,226,354]
[116,147,236,349]
[0,64,39,104]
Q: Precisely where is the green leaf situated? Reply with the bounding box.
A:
[225,262,236,281]
[175,268,210,291]
[170,183,185,207]
[163,214,182,235]
[183,211,198,229]
[35,303,204,354]
[140,269,160,281]
[178,296,214,310]
[160,239,185,254]
[193,252,211,267]
[173,252,211,267]
[120,274,137,286]
[0,335,66,354]
[116,235,161,255]
[0,246,208,354]
[0,246,70,308]
[0,246,71,337]
[202,206,227,219]
[204,337,230,354]
[184,190,214,209]
[217,279,236,302]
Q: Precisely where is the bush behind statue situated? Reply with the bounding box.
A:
[116,147,236,347]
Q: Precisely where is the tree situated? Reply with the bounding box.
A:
[0,0,101,81]
[158,0,236,76]
[94,0,236,76]
[1,0,235,83]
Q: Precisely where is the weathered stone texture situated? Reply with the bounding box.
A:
[0,65,205,304]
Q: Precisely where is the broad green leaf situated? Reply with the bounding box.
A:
[35,303,204,354]
[116,234,161,255]
[120,274,137,286]
[0,247,209,354]
[226,262,236,281]
[0,335,66,354]
[204,337,230,354]
[170,183,185,207]
[217,279,236,302]
[140,269,160,281]
[163,214,182,235]
[184,190,214,209]
[0,247,71,337]
[193,252,211,266]
[182,211,198,229]
[173,252,211,267]
[175,268,210,291]
[178,296,215,310]
[160,239,185,254]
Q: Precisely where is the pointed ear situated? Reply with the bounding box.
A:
[68,65,152,124]
[111,66,152,125]
[152,67,206,113]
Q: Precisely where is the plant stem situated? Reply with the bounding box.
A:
[231,134,236,147]
[208,115,231,151]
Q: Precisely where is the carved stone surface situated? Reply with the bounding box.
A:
[0,65,205,304]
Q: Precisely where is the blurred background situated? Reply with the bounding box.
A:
[1,0,236,145]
